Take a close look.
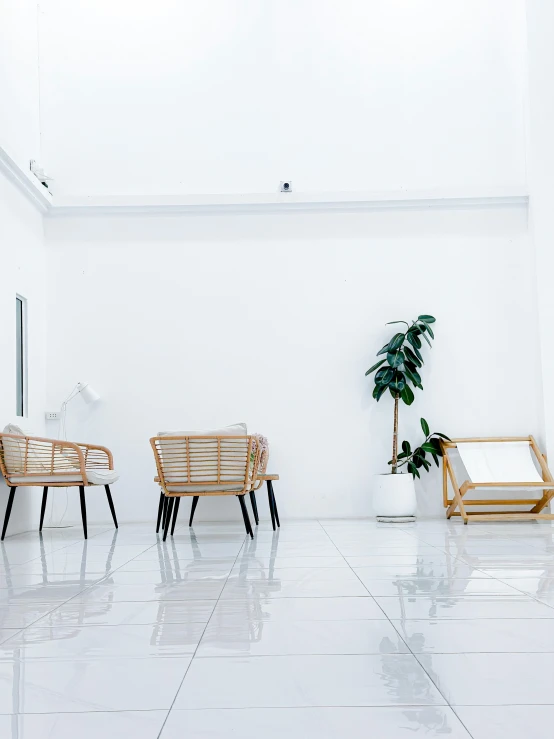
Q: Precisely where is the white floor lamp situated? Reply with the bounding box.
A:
[60,381,100,439]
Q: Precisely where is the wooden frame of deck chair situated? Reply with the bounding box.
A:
[440,436,554,524]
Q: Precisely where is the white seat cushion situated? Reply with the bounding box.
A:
[165,484,244,494]
[2,423,33,474]
[156,424,249,493]
[9,468,119,486]
[158,422,247,437]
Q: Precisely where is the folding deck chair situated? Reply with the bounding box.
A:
[441,436,554,524]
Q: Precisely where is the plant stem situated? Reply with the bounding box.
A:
[392,393,399,473]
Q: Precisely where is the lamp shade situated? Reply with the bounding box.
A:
[77,382,100,405]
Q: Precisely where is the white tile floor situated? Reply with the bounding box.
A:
[1,518,554,736]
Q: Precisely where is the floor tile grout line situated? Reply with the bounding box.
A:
[0,702,551,717]
[316,519,416,625]
[316,519,477,736]
[155,529,250,739]
[409,650,476,739]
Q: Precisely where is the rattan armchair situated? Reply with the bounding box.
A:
[0,430,119,540]
[151,434,261,541]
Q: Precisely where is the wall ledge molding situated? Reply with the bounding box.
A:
[0,146,53,213]
[47,189,528,217]
[0,153,527,216]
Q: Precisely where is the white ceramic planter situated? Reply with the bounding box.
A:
[373,472,417,520]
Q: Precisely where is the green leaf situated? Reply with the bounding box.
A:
[421,442,439,454]
[403,366,418,388]
[421,418,430,436]
[431,453,440,467]
[387,350,404,368]
[375,367,394,386]
[404,346,422,368]
[422,322,434,339]
[372,383,388,401]
[406,332,422,350]
[418,315,436,323]
[365,359,386,376]
[389,374,406,392]
[421,330,432,348]
[388,333,405,350]
[421,458,431,472]
[404,364,422,388]
[400,384,414,405]
[402,440,411,455]
[433,432,451,441]
[403,365,416,385]
[426,437,443,455]
[408,461,420,479]
[386,321,409,327]
[376,344,390,356]
[411,343,424,363]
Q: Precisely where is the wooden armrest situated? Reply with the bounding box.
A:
[76,442,114,469]
[258,473,279,481]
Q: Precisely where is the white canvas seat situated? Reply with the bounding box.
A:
[8,468,120,485]
[441,436,554,524]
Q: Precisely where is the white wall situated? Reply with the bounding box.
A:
[0,0,41,179]
[0,168,47,535]
[43,203,542,523]
[38,0,527,200]
[525,1,554,469]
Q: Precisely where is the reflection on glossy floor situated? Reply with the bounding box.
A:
[1,519,554,737]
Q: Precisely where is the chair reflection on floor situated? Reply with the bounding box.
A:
[202,529,282,653]
[0,530,119,641]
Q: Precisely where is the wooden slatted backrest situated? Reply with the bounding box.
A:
[0,433,85,478]
[151,435,258,489]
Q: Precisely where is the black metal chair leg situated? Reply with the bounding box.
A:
[268,480,280,528]
[39,487,48,532]
[1,487,17,541]
[267,482,276,531]
[161,495,170,531]
[156,492,164,533]
[79,486,88,540]
[170,497,181,536]
[104,485,118,528]
[249,491,259,525]
[238,495,254,539]
[163,498,174,541]
[189,496,199,526]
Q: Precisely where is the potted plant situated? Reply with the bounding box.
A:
[365,315,449,521]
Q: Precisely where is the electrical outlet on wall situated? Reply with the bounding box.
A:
[45,411,60,420]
